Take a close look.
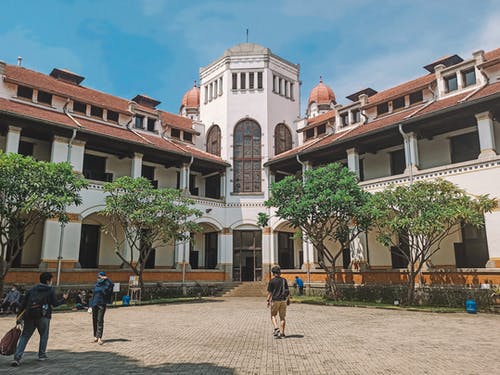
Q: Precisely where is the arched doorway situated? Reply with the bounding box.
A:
[233,228,262,281]
[190,223,220,269]
[274,221,302,269]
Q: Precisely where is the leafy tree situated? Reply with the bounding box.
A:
[370,179,497,304]
[0,152,87,291]
[101,177,202,292]
[261,163,372,298]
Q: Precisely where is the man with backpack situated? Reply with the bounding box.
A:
[89,271,114,345]
[266,266,290,339]
[12,272,68,366]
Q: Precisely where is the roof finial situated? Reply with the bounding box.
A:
[320,75,323,83]
[194,80,197,88]
[246,28,249,43]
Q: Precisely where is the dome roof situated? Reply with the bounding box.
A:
[308,77,336,106]
[181,82,200,109]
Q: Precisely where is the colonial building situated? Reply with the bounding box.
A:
[1,43,499,285]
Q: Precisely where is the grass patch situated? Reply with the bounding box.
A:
[291,295,465,313]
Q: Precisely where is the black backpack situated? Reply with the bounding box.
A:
[25,288,51,319]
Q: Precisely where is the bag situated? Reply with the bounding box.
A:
[0,325,21,355]
[25,289,51,319]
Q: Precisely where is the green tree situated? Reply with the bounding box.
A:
[370,179,497,304]
[261,163,372,298]
[101,177,202,292]
[0,152,87,291]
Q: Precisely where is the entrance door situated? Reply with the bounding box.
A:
[277,232,294,269]
[79,224,100,268]
[233,230,262,281]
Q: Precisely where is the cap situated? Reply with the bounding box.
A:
[98,271,106,277]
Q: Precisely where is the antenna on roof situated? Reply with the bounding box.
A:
[246,28,249,43]
[17,56,22,67]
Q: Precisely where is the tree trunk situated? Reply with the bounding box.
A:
[407,271,416,305]
[325,267,339,300]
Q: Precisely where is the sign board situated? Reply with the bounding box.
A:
[129,276,139,287]
[113,283,120,293]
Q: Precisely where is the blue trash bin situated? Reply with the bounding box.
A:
[465,299,477,314]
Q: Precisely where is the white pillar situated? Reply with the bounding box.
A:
[70,140,85,173]
[217,228,233,280]
[180,163,190,192]
[40,217,82,268]
[403,132,420,172]
[51,136,70,163]
[475,111,497,159]
[131,153,143,178]
[347,147,360,179]
[219,171,226,199]
[484,211,500,268]
[5,126,21,153]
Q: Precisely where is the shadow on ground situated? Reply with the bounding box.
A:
[0,350,234,374]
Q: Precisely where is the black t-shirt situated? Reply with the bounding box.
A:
[267,276,289,301]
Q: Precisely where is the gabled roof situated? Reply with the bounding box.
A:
[0,98,226,166]
[298,110,336,133]
[4,65,131,114]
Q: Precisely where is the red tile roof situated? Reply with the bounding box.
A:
[4,65,131,114]
[4,64,196,133]
[365,74,435,107]
[0,98,226,165]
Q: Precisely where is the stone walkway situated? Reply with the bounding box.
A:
[0,297,498,374]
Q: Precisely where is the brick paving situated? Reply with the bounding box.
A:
[0,297,498,374]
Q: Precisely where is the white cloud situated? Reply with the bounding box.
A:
[472,11,500,52]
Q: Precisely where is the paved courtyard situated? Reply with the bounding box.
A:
[0,297,498,374]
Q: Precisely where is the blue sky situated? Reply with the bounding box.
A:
[1,0,499,115]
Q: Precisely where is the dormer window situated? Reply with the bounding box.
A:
[73,101,86,114]
[462,69,476,87]
[377,102,389,116]
[171,128,181,139]
[183,132,193,143]
[305,128,315,140]
[317,124,326,135]
[17,85,33,100]
[135,115,144,129]
[392,96,405,110]
[340,113,349,127]
[147,118,156,132]
[91,105,103,118]
[107,110,119,123]
[409,91,423,105]
[352,109,360,123]
[444,74,458,93]
[37,90,52,105]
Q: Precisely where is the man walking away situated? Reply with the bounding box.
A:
[266,266,290,339]
[12,272,68,366]
[89,271,114,345]
[294,276,304,295]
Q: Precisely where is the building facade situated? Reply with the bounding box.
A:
[1,44,500,285]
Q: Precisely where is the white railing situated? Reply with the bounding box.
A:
[360,156,500,191]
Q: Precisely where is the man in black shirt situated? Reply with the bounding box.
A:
[266,266,289,339]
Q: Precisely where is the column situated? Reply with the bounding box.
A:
[217,227,233,280]
[349,227,368,271]
[403,132,420,172]
[50,136,70,163]
[131,152,143,178]
[5,126,21,153]
[219,171,226,200]
[174,233,191,270]
[485,211,500,268]
[262,226,273,281]
[475,111,497,159]
[70,139,85,173]
[347,148,360,179]
[179,163,190,192]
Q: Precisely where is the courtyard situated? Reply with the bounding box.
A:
[0,297,498,374]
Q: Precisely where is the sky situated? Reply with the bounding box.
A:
[1,0,499,115]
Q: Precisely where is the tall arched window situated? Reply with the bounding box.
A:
[233,119,261,193]
[206,125,221,156]
[274,123,292,155]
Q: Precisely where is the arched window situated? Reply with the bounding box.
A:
[274,123,292,155]
[206,125,221,156]
[233,119,261,193]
